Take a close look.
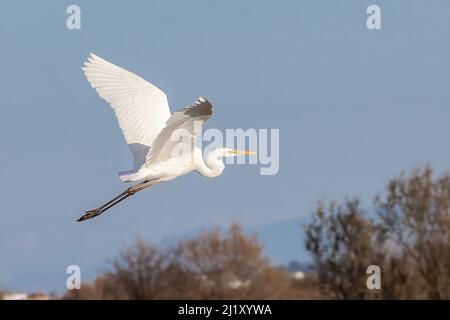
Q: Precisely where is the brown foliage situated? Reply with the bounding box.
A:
[306,199,377,299]
[170,224,290,299]
[64,224,317,299]
[306,166,450,299]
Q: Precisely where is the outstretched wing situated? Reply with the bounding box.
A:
[82,53,171,170]
[146,97,213,166]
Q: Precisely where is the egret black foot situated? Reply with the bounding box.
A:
[77,209,102,222]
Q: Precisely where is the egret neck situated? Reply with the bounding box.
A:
[196,148,227,178]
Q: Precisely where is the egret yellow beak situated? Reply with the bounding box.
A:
[231,150,256,155]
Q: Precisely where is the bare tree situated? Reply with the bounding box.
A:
[171,224,290,299]
[375,166,450,299]
[108,237,168,299]
[305,199,378,299]
[65,224,300,299]
[306,166,450,299]
[63,274,126,300]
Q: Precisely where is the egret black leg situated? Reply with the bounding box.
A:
[77,179,159,222]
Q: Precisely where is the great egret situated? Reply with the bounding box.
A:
[77,54,255,222]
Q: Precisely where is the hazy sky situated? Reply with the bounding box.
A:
[1,0,450,292]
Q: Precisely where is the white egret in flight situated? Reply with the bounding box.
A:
[77,54,255,222]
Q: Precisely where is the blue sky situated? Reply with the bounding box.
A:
[1,0,450,293]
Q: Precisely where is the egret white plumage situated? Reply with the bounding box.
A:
[77,54,255,222]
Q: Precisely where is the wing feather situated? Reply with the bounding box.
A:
[146,97,213,166]
[82,53,171,170]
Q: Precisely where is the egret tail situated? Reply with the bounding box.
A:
[118,170,149,182]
